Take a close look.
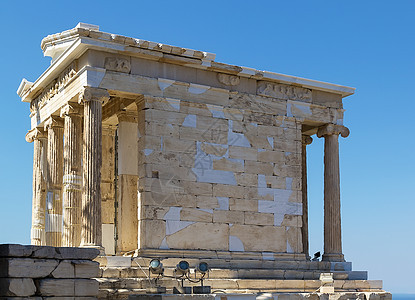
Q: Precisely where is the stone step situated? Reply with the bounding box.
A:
[99,289,392,300]
[97,256,352,271]
[97,278,383,293]
[100,267,367,280]
[99,288,146,300]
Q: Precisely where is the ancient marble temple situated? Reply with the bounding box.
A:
[16,25,391,297]
[19,23,353,260]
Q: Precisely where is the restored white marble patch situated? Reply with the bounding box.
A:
[192,168,236,185]
[188,83,209,94]
[262,252,275,260]
[182,114,197,128]
[267,137,274,149]
[158,78,175,91]
[165,220,195,235]
[166,98,180,111]
[207,104,225,119]
[229,235,245,252]
[160,237,169,249]
[228,120,251,147]
[144,149,153,156]
[286,177,293,190]
[163,207,182,221]
[217,197,229,211]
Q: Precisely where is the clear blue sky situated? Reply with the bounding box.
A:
[0,0,413,294]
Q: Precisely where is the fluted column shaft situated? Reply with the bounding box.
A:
[27,128,47,245]
[301,135,312,260]
[45,117,64,247]
[317,124,349,262]
[62,104,83,247]
[79,87,110,247]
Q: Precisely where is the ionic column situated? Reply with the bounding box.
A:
[26,128,47,245]
[44,116,64,247]
[78,87,109,248]
[317,124,350,262]
[61,103,83,247]
[301,135,313,260]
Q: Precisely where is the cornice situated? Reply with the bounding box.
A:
[19,23,355,104]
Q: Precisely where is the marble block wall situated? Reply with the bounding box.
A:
[136,92,305,254]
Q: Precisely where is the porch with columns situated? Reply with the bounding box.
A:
[26,88,350,262]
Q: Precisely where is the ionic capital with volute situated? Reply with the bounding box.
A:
[317,124,349,138]
[44,116,64,131]
[25,128,47,143]
[60,103,82,118]
[301,135,313,146]
[116,110,138,123]
[78,86,110,104]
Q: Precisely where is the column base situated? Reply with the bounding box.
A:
[322,253,344,262]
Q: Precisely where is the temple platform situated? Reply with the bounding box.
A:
[126,293,392,300]
[96,256,387,299]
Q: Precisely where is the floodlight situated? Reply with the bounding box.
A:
[175,260,190,275]
[196,262,209,274]
[149,259,164,275]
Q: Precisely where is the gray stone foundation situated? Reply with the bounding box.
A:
[0,244,100,298]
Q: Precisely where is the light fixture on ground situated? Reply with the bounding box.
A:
[173,260,191,294]
[196,261,209,274]
[149,259,164,275]
[175,260,190,276]
[146,259,166,294]
[193,261,211,294]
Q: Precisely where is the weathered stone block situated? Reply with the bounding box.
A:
[230,225,286,252]
[229,198,258,212]
[51,260,74,278]
[182,181,213,196]
[166,222,228,250]
[286,227,302,253]
[235,173,257,186]
[196,115,228,131]
[201,143,227,156]
[0,258,58,278]
[245,161,274,176]
[244,212,274,225]
[139,219,166,249]
[282,215,302,227]
[196,196,219,209]
[213,184,246,198]
[258,150,284,163]
[0,244,34,257]
[213,210,244,224]
[0,278,36,297]
[74,260,100,278]
[163,137,196,153]
[180,208,213,222]
[35,278,98,296]
[213,158,244,172]
[228,146,257,161]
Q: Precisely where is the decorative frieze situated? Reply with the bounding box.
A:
[257,81,312,102]
[104,57,131,73]
[30,61,77,114]
[217,73,240,86]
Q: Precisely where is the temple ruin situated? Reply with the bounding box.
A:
[17,23,390,298]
